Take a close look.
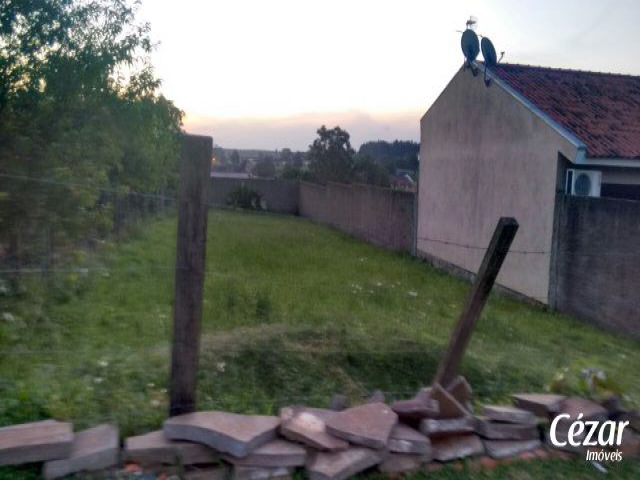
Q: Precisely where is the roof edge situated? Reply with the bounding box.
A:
[477,62,588,154]
[490,62,640,79]
[579,156,640,168]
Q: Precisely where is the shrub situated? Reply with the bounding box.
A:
[226,185,263,210]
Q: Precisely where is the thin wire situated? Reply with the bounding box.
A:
[0,172,179,202]
[418,235,550,255]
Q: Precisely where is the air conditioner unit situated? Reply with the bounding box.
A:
[565,169,601,197]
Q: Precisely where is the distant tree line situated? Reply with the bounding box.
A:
[358,140,419,174]
[0,0,183,272]
[302,127,419,187]
[212,130,418,187]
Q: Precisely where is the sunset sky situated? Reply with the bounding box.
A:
[139,0,640,150]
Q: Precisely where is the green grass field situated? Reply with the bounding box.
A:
[1,209,638,478]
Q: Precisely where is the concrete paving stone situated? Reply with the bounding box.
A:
[233,465,293,480]
[511,393,565,418]
[483,439,542,459]
[306,447,382,480]
[390,398,439,421]
[543,427,587,454]
[483,405,537,425]
[378,453,423,473]
[557,397,608,422]
[619,430,640,458]
[420,416,475,437]
[431,434,484,462]
[223,439,306,467]
[0,420,74,466]
[279,406,348,451]
[325,403,397,449]
[475,417,539,441]
[428,384,469,419]
[183,465,229,480]
[367,390,386,404]
[164,411,280,458]
[124,430,219,465]
[42,424,119,480]
[600,395,624,417]
[388,424,430,455]
[615,410,640,432]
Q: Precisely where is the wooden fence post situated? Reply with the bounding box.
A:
[433,217,519,387]
[169,134,212,416]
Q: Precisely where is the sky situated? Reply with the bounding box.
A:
[139,0,640,151]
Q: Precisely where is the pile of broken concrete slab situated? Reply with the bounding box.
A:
[1,377,638,480]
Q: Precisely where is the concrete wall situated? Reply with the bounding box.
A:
[417,67,579,303]
[553,195,640,339]
[300,182,415,252]
[209,177,299,214]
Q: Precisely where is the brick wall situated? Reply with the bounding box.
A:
[299,182,416,252]
[553,195,640,339]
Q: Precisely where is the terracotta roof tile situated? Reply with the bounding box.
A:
[491,64,640,159]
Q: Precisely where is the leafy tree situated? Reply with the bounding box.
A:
[353,155,390,187]
[307,126,354,184]
[292,152,305,169]
[230,150,241,170]
[253,155,276,178]
[358,140,419,174]
[280,165,304,180]
[0,0,182,271]
[279,148,293,164]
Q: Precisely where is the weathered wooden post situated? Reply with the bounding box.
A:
[169,134,212,416]
[433,217,519,387]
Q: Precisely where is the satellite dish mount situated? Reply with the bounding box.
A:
[459,17,501,87]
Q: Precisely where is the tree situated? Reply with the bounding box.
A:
[358,140,419,174]
[279,148,293,164]
[280,164,304,180]
[253,155,276,178]
[307,126,355,184]
[353,155,390,187]
[0,0,182,271]
[230,150,241,171]
[292,152,305,168]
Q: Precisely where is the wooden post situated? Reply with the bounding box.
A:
[169,134,212,416]
[433,217,519,387]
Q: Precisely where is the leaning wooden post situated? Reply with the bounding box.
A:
[433,217,519,387]
[169,134,212,416]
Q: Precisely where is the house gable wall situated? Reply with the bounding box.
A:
[417,67,578,303]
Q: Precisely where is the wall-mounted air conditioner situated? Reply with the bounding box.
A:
[565,169,601,197]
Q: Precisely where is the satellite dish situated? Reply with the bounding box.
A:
[461,29,480,63]
[481,37,497,67]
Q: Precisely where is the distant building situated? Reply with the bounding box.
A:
[390,173,416,192]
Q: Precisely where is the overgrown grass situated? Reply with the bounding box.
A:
[1,209,638,478]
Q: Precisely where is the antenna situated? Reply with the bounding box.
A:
[466,16,478,30]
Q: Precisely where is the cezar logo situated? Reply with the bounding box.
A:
[550,413,630,462]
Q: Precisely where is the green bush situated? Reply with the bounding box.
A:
[226,185,263,210]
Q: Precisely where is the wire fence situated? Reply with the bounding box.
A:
[1,168,639,434]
